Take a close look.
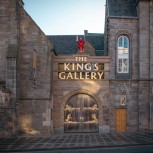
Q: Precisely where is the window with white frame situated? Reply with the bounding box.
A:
[117,36,129,73]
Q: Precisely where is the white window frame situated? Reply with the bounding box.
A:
[117,36,129,73]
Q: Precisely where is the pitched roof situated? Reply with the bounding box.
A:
[107,0,137,17]
[47,34,104,56]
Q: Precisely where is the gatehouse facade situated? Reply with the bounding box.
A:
[0,0,153,137]
[53,55,110,133]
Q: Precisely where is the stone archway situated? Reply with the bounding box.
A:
[61,89,101,133]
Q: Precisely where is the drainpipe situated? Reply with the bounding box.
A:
[15,0,22,136]
[50,50,54,135]
[138,1,140,131]
[148,0,151,132]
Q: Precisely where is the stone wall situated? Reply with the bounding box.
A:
[106,0,153,132]
[106,17,139,132]
[138,0,153,130]
[107,17,139,80]
[53,56,110,133]
[150,81,153,130]
[110,81,139,132]
[139,1,150,79]
[17,4,53,135]
[149,2,153,129]
[138,81,149,129]
[18,99,52,135]
[150,1,153,79]
[0,0,20,81]
[0,0,22,137]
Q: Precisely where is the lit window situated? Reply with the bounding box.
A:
[117,36,129,73]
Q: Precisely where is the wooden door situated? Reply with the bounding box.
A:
[115,108,126,132]
[64,94,99,133]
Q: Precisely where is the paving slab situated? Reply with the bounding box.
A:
[0,131,153,152]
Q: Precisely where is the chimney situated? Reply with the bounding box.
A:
[84,30,88,34]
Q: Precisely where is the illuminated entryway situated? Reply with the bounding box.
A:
[64,93,99,132]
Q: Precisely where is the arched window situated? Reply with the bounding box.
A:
[117,36,129,73]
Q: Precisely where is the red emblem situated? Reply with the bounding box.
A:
[77,37,85,52]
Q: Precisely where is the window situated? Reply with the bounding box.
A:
[117,36,129,73]
[33,49,37,70]
[32,49,37,88]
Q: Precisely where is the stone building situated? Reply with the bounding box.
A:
[105,0,153,132]
[0,0,153,137]
[0,0,53,136]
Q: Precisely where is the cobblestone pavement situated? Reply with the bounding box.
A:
[0,131,153,152]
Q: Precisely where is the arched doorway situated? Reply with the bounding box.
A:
[64,93,99,132]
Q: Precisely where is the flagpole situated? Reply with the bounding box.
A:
[84,31,86,41]
[76,35,78,41]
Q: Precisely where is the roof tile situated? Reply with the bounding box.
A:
[108,0,137,17]
[48,34,104,56]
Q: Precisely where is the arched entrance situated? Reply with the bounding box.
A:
[64,93,99,132]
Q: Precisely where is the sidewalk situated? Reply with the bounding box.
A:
[0,131,153,152]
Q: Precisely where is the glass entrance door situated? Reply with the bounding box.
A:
[64,94,99,133]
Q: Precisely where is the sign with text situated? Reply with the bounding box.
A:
[58,56,104,80]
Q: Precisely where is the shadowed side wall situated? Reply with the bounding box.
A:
[17,5,53,136]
